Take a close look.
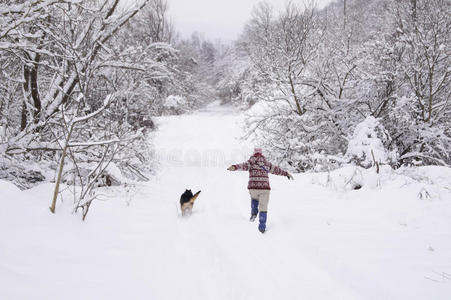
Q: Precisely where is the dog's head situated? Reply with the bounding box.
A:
[180,189,194,206]
[184,189,193,197]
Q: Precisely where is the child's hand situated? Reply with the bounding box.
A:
[227,166,236,171]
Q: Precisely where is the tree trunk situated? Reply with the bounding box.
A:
[50,124,74,214]
[288,69,304,116]
[30,59,41,121]
[20,101,27,131]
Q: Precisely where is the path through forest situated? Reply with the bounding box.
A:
[1,102,450,299]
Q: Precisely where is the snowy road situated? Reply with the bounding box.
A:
[145,102,362,299]
[1,102,451,299]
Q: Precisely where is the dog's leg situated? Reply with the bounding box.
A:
[181,203,186,216]
[181,202,192,216]
[183,206,192,216]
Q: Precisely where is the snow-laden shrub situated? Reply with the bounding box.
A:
[313,166,365,190]
[0,156,47,190]
[164,95,186,108]
[163,95,188,115]
[345,116,397,168]
[312,164,451,200]
[62,162,125,187]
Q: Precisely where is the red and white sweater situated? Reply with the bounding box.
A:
[232,153,288,190]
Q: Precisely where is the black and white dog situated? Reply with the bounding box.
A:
[180,189,201,216]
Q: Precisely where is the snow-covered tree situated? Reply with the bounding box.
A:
[0,0,177,218]
[227,0,450,171]
[386,0,450,165]
[238,1,351,171]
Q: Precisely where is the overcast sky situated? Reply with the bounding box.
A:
[167,0,336,42]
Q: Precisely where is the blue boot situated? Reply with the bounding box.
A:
[258,211,267,233]
[250,199,259,221]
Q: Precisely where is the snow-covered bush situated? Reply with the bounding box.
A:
[63,162,126,187]
[345,116,397,168]
[312,164,451,200]
[163,95,188,114]
[0,157,47,190]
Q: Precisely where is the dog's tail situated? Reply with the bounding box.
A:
[189,191,201,204]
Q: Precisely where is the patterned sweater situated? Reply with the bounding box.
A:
[232,153,288,190]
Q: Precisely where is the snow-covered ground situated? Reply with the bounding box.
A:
[1,102,451,299]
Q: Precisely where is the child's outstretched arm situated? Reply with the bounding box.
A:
[266,161,293,180]
[227,161,249,171]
